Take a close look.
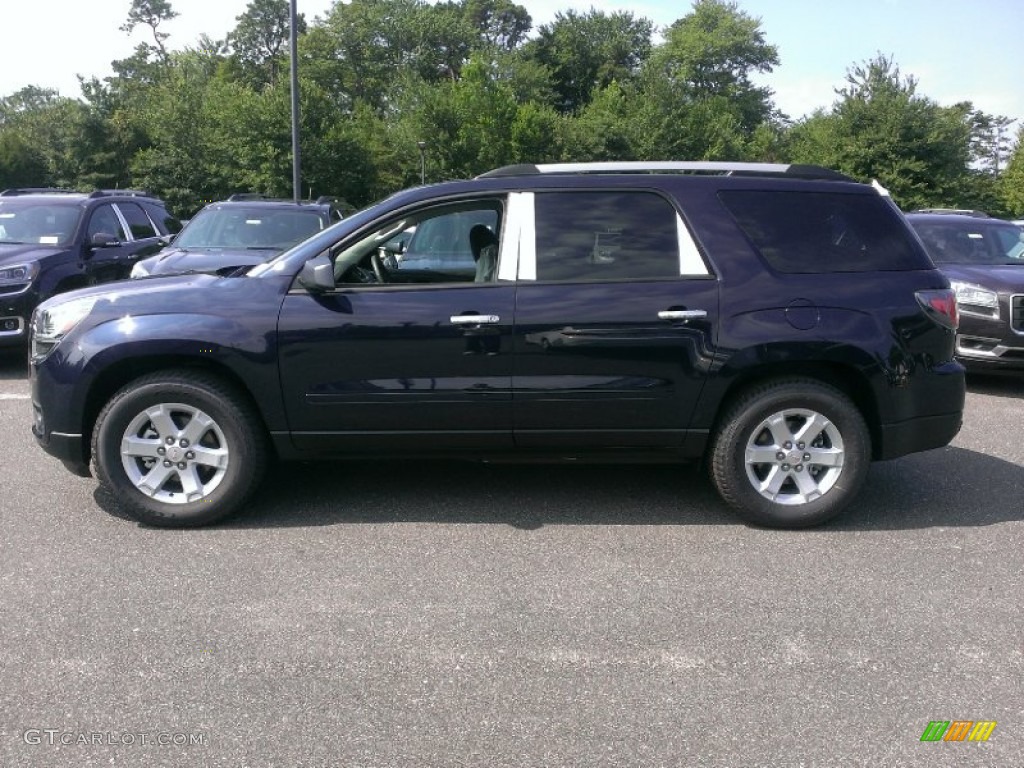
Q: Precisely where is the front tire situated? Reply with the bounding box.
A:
[709,378,870,528]
[92,371,268,527]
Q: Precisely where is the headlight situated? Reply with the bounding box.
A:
[0,261,39,290]
[130,261,148,278]
[31,296,98,359]
[949,281,999,317]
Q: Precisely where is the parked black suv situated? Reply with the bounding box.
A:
[0,188,179,346]
[130,195,350,278]
[29,162,965,528]
[906,211,1024,371]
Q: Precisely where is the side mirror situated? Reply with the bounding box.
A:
[90,232,120,248]
[297,254,335,293]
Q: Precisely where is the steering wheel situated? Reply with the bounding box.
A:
[370,251,387,283]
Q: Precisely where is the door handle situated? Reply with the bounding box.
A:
[658,309,707,322]
[450,314,500,325]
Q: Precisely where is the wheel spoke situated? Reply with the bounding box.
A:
[121,435,162,459]
[765,414,793,448]
[180,411,215,446]
[145,404,178,439]
[807,446,844,468]
[759,466,788,499]
[137,463,175,497]
[793,412,831,446]
[792,470,822,502]
[178,465,205,502]
[191,445,229,469]
[746,445,781,464]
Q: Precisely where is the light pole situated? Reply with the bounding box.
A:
[417,141,426,185]
[289,0,301,202]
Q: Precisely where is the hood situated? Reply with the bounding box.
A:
[134,246,278,277]
[939,263,1024,293]
[0,243,65,266]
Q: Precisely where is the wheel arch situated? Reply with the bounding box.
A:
[80,356,274,465]
[708,361,882,460]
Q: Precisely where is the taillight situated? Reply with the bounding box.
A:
[916,289,959,329]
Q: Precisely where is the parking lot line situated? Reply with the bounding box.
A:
[0,394,30,400]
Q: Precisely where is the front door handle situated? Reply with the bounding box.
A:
[450,314,500,325]
[658,309,707,322]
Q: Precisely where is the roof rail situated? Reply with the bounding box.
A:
[477,161,853,182]
[93,188,156,199]
[228,193,272,201]
[0,187,82,196]
[912,208,990,218]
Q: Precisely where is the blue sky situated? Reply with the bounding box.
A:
[2,0,1020,127]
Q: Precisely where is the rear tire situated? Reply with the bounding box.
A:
[92,371,267,527]
[709,378,870,528]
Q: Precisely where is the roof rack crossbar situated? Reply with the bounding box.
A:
[0,187,81,196]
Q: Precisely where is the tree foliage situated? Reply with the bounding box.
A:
[0,0,1014,218]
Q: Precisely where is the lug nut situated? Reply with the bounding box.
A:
[157,447,166,456]
[803,453,811,462]
[776,451,786,460]
[177,462,187,470]
[784,441,793,449]
[165,437,174,445]
[795,465,804,472]
[782,463,790,471]
[163,460,172,467]
[186,451,195,460]
[797,442,805,450]
[179,439,189,448]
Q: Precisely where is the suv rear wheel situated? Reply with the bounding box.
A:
[710,378,870,528]
[92,371,267,527]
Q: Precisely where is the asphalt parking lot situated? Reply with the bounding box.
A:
[0,349,1020,767]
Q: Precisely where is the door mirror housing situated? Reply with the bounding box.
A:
[297,254,335,292]
[90,232,120,249]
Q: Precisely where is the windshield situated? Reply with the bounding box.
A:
[175,205,326,250]
[911,220,1024,265]
[0,200,82,246]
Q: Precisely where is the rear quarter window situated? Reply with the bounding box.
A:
[719,190,929,273]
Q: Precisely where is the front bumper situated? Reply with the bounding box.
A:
[0,289,33,346]
[954,295,1024,370]
[30,353,91,476]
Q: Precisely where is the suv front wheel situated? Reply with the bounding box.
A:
[710,378,870,528]
[92,371,267,527]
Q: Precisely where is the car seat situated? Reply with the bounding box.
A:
[469,224,497,282]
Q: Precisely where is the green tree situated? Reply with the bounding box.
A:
[788,55,973,210]
[121,0,179,63]
[459,0,531,51]
[998,126,1024,216]
[647,0,779,132]
[0,129,49,188]
[523,9,653,114]
[227,0,307,88]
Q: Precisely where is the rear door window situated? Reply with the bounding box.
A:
[533,191,684,282]
[116,202,158,241]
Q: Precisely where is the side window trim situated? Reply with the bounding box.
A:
[502,192,534,281]
[677,213,709,277]
[111,204,135,242]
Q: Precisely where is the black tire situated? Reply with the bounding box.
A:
[709,378,870,528]
[91,370,268,527]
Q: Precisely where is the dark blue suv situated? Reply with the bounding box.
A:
[29,162,965,528]
[0,188,179,346]
[130,194,349,278]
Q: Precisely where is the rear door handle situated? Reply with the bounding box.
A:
[658,309,707,322]
[450,314,500,325]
